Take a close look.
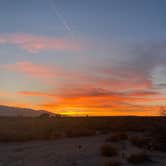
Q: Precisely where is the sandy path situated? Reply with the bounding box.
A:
[0,135,106,166]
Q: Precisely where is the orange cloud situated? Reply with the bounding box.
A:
[97,68,153,91]
[1,61,164,116]
[18,87,164,116]
[0,33,80,53]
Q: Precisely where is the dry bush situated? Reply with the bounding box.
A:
[151,125,166,152]
[101,144,118,157]
[99,130,110,135]
[106,132,128,142]
[129,136,149,149]
[105,159,122,166]
[152,138,166,152]
[127,152,150,164]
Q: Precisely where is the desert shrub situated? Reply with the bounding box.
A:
[105,159,122,166]
[106,132,128,142]
[151,125,166,151]
[129,136,149,149]
[101,144,118,157]
[152,138,166,152]
[127,152,150,164]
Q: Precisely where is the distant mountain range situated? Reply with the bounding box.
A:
[0,105,56,117]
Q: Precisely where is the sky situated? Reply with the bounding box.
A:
[0,0,166,116]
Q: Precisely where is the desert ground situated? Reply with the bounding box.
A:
[0,117,166,166]
[0,132,166,166]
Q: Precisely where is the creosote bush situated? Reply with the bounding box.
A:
[101,144,118,157]
[151,125,166,152]
[106,132,128,142]
[129,136,149,149]
[127,152,150,164]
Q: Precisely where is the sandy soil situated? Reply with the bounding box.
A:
[0,134,165,166]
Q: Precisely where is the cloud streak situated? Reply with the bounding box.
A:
[50,0,72,33]
[0,33,80,53]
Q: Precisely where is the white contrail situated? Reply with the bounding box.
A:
[50,0,72,33]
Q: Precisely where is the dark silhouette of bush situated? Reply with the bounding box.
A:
[127,152,150,164]
[101,144,118,157]
[129,136,150,149]
[106,132,128,142]
[151,125,166,151]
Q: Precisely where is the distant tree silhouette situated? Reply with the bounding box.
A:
[39,113,50,118]
[160,106,166,116]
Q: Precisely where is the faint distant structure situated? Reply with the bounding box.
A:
[160,106,166,116]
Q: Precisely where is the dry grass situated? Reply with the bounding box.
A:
[66,128,96,138]
[0,117,97,142]
[0,116,165,142]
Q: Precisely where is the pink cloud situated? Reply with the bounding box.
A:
[1,61,56,79]
[0,33,80,53]
[0,91,11,97]
[19,91,57,98]
[0,61,93,84]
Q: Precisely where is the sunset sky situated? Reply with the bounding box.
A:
[0,0,166,116]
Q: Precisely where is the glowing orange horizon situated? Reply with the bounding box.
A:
[0,56,165,117]
[0,89,162,116]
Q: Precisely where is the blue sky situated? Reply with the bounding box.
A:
[0,0,166,39]
[0,0,166,116]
